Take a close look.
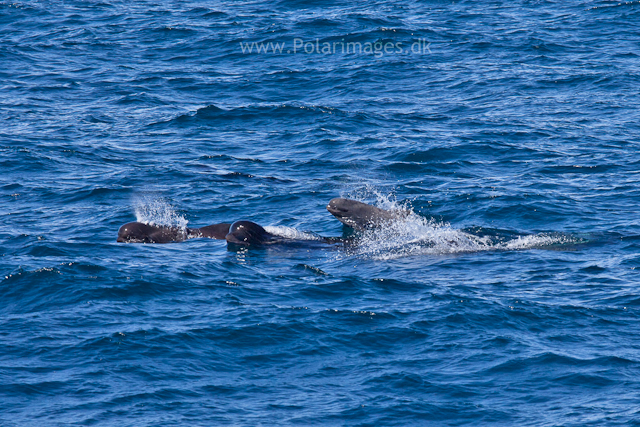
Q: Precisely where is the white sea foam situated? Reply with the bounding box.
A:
[264,225,322,241]
[501,233,575,250]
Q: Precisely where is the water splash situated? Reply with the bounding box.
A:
[342,185,412,212]
[133,196,189,229]
[342,194,579,260]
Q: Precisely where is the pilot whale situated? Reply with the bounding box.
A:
[117,222,231,243]
[224,220,345,247]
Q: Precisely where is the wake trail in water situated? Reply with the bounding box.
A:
[128,193,580,258]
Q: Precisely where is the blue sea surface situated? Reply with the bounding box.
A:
[2,0,640,425]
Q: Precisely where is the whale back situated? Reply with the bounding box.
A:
[193,223,232,240]
[117,222,187,243]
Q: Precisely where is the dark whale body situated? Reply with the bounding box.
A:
[117,222,231,243]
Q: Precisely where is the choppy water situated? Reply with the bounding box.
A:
[3,0,640,425]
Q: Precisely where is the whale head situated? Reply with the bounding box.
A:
[327,198,406,230]
[225,220,273,247]
[117,222,156,243]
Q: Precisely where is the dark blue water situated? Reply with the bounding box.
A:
[3,0,640,425]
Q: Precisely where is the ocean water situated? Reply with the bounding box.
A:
[2,0,640,425]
